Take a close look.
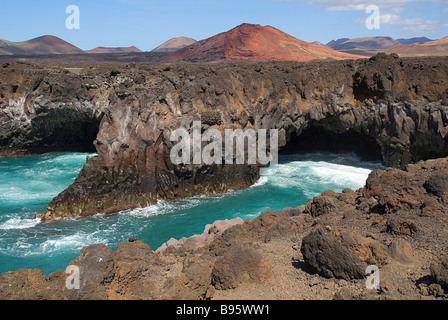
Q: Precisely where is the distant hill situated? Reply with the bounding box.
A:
[326,36,434,56]
[86,46,142,54]
[162,23,361,63]
[326,38,350,48]
[0,35,83,55]
[329,37,401,56]
[311,41,326,47]
[0,36,142,56]
[151,37,197,53]
[387,36,448,57]
[396,37,433,45]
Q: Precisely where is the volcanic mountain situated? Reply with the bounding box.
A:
[387,36,448,57]
[0,35,83,55]
[162,23,360,63]
[86,46,142,54]
[152,37,197,53]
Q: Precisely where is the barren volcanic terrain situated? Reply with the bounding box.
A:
[388,36,448,57]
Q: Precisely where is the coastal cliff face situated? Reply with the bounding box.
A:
[1,157,448,300]
[1,54,448,219]
[0,63,106,156]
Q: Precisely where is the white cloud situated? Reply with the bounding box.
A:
[327,4,369,11]
[402,24,444,32]
[278,0,448,11]
[355,13,440,30]
[390,7,409,13]
[380,14,439,25]
[279,0,448,34]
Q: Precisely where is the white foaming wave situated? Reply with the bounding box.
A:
[0,239,33,256]
[251,176,269,188]
[0,187,58,203]
[36,153,96,166]
[122,196,209,218]
[22,166,84,180]
[0,231,106,259]
[124,204,162,218]
[0,217,41,230]
[38,231,107,255]
[310,164,371,188]
[268,160,371,191]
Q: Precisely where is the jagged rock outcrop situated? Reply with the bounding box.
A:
[1,54,448,219]
[0,62,106,156]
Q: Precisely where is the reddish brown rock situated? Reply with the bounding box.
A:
[211,244,273,290]
[388,239,414,263]
[386,217,418,236]
[0,269,65,300]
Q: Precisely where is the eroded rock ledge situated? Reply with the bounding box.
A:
[1,54,448,219]
[1,157,448,300]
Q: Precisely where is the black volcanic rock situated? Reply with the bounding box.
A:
[1,55,448,219]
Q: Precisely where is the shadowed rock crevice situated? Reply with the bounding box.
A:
[27,108,103,153]
[281,124,384,162]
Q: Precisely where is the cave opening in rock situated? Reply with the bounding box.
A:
[29,109,103,154]
[280,124,384,163]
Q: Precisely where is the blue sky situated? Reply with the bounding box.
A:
[0,0,447,51]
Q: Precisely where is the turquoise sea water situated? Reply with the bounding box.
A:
[0,152,385,275]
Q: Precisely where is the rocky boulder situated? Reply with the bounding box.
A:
[211,244,273,290]
[431,257,448,291]
[156,218,244,253]
[301,227,388,280]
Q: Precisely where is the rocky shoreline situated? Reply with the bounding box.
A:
[2,54,448,220]
[1,157,448,300]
